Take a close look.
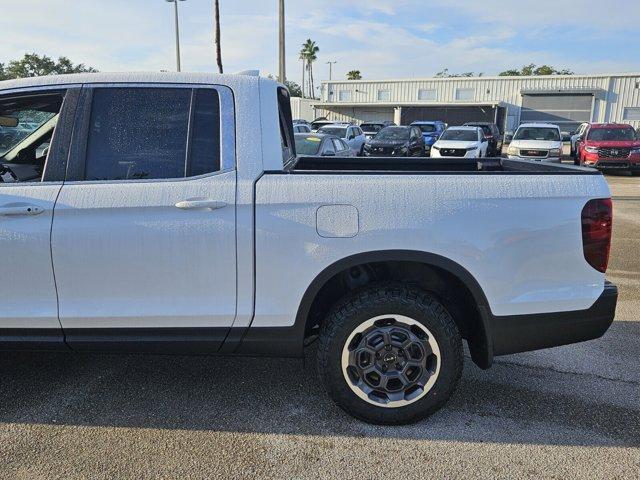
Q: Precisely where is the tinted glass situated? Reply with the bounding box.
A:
[294,134,322,155]
[587,128,635,141]
[318,126,347,137]
[189,89,221,176]
[376,127,410,141]
[361,123,383,132]
[440,129,478,141]
[85,88,222,181]
[85,88,190,181]
[332,138,343,151]
[513,127,560,141]
[415,124,436,133]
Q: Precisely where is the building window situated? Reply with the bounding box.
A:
[455,88,475,101]
[418,89,437,101]
[623,107,640,121]
[338,90,351,102]
[377,90,391,101]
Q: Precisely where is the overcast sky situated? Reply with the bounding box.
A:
[3,0,640,88]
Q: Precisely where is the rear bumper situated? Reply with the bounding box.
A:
[488,282,618,356]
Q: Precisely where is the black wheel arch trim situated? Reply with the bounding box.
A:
[237,250,495,366]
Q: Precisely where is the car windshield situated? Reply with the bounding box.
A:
[587,128,636,141]
[415,124,436,133]
[360,123,383,132]
[0,110,57,157]
[318,126,347,137]
[294,135,323,155]
[440,129,477,141]
[375,127,410,141]
[514,127,560,141]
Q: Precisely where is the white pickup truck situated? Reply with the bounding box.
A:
[0,73,617,425]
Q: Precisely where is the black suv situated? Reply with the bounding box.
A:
[363,126,425,157]
[463,122,503,156]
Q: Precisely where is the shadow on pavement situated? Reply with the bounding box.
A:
[1,322,638,448]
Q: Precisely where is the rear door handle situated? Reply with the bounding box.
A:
[175,199,227,211]
[0,203,45,216]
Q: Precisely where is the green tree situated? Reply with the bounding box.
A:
[301,39,320,99]
[347,70,362,80]
[299,45,307,97]
[285,80,302,97]
[435,68,482,78]
[499,64,574,76]
[0,53,97,80]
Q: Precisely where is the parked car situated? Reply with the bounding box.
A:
[310,117,338,132]
[363,125,425,157]
[576,123,640,174]
[360,122,386,141]
[411,121,446,154]
[0,72,617,426]
[463,122,503,157]
[293,123,312,133]
[317,124,366,155]
[430,126,488,158]
[294,133,353,157]
[570,122,589,158]
[507,123,563,163]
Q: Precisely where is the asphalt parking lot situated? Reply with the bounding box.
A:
[1,175,638,480]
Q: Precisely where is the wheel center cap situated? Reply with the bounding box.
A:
[383,353,397,363]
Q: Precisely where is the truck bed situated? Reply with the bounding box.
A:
[287,156,600,175]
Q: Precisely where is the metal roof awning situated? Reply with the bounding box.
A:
[316,101,506,108]
[520,87,606,99]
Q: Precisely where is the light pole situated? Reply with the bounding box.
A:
[278,0,286,83]
[326,61,337,80]
[166,0,186,72]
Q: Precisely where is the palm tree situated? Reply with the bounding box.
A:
[214,0,223,74]
[347,70,362,80]
[301,39,319,99]
[299,45,306,98]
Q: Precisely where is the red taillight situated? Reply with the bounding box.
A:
[581,198,613,273]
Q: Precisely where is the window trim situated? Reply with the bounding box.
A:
[65,83,236,184]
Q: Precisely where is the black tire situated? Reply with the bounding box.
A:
[317,283,463,425]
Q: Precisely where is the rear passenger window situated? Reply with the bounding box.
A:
[84,88,221,181]
[332,138,343,151]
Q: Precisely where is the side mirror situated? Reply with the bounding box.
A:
[348,134,355,140]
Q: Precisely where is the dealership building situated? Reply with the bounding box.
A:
[311,73,640,133]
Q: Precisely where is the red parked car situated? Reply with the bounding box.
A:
[576,123,640,175]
